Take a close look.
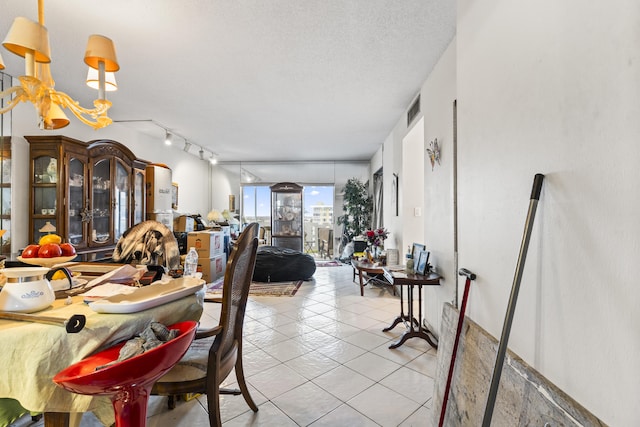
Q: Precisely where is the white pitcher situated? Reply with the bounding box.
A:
[0,267,72,313]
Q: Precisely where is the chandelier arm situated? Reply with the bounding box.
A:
[50,91,112,130]
[0,86,27,114]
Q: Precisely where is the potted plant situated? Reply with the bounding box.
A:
[337,178,373,242]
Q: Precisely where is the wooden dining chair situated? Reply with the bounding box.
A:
[151,223,260,427]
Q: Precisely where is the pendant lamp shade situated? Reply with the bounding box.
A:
[0,52,5,70]
[2,17,51,63]
[43,102,70,129]
[84,35,119,71]
[86,68,117,91]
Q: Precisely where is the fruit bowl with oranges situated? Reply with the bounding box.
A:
[18,234,78,268]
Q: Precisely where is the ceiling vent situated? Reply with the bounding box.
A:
[407,95,421,127]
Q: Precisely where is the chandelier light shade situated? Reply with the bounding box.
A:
[84,35,119,72]
[86,68,117,91]
[3,17,51,64]
[0,0,120,130]
[43,101,70,130]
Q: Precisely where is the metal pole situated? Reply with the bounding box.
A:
[482,174,544,426]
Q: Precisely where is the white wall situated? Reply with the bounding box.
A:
[401,117,425,257]
[421,41,457,336]
[457,1,639,424]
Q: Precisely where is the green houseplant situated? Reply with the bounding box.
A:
[337,178,373,242]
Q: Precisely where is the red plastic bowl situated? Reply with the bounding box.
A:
[53,320,197,395]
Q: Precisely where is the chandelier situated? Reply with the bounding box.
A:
[0,0,119,130]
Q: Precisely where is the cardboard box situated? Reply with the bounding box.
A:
[198,253,227,283]
[174,215,195,232]
[187,230,224,257]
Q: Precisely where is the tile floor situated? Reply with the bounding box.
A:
[13,263,438,427]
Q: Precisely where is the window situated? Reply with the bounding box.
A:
[241,185,270,228]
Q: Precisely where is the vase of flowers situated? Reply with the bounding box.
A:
[364,228,388,259]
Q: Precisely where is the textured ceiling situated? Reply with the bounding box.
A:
[1,1,455,162]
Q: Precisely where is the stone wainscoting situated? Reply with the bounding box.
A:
[434,303,607,426]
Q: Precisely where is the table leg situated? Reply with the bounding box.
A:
[383,285,412,332]
[45,412,68,427]
[388,284,438,349]
[358,270,364,296]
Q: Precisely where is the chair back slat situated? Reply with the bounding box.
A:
[214,223,259,358]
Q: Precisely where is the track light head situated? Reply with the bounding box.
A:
[199,147,204,160]
[164,131,171,146]
[183,141,191,152]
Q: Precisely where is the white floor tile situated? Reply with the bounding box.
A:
[284,351,341,380]
[309,403,380,426]
[347,383,423,427]
[246,364,308,400]
[271,381,342,426]
[313,365,375,401]
[379,365,436,405]
[344,351,402,382]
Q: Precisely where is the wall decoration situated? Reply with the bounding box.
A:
[427,138,441,171]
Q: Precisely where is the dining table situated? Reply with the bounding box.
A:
[0,267,205,427]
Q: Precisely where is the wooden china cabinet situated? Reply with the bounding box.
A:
[27,135,147,260]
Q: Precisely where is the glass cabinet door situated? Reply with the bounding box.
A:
[91,158,111,244]
[114,160,130,241]
[67,157,87,246]
[270,183,303,251]
[133,169,145,224]
[32,155,58,241]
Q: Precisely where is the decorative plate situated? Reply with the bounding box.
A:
[17,256,77,268]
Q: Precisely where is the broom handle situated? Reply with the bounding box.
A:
[482,174,544,426]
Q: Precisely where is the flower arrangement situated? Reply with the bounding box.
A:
[364,228,389,248]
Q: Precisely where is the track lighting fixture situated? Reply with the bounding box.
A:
[112,119,217,161]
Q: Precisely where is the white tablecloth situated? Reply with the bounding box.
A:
[0,289,204,425]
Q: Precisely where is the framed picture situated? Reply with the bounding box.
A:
[171,182,179,210]
[411,243,425,260]
[415,250,430,275]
